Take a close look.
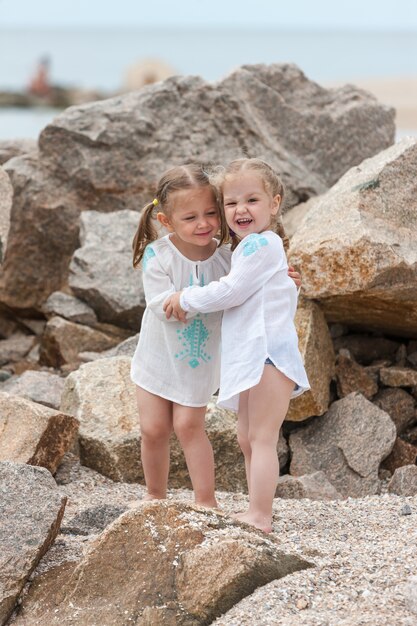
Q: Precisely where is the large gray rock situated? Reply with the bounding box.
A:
[0,139,36,166]
[0,167,12,262]
[0,334,35,366]
[0,462,66,625]
[289,392,396,497]
[11,501,311,626]
[275,471,342,500]
[0,370,65,409]
[0,64,394,313]
[43,291,97,325]
[289,137,417,336]
[68,211,145,330]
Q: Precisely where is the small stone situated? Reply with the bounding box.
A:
[296,598,309,610]
[400,504,412,516]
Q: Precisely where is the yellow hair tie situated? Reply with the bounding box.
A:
[152,198,159,207]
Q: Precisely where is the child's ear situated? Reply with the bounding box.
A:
[271,194,281,216]
[157,212,174,231]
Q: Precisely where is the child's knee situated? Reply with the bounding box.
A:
[141,420,172,443]
[174,418,202,443]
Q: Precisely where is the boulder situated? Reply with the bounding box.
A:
[60,357,139,482]
[387,464,417,496]
[0,370,65,409]
[1,154,80,313]
[286,300,335,422]
[39,316,123,368]
[289,392,396,497]
[12,501,312,626]
[381,438,417,474]
[0,167,12,261]
[289,137,417,336]
[373,388,416,434]
[0,63,394,313]
[0,462,66,625]
[78,332,139,362]
[0,334,36,366]
[0,139,37,166]
[335,350,378,399]
[68,210,145,330]
[0,392,78,474]
[380,366,417,388]
[43,291,97,325]
[333,334,399,365]
[275,471,342,500]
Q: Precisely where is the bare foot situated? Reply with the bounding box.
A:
[142,493,166,501]
[194,498,219,509]
[232,511,272,533]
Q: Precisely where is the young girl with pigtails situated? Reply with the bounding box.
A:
[164,158,310,532]
[131,162,301,511]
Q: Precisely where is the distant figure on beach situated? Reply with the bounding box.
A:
[27,56,51,98]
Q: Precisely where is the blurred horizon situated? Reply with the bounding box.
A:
[1,0,416,139]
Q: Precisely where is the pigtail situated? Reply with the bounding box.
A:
[229,231,241,252]
[132,201,159,268]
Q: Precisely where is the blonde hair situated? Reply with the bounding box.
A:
[215,158,289,252]
[132,163,228,268]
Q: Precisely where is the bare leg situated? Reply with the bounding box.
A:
[136,386,173,500]
[232,390,251,520]
[237,390,251,493]
[173,404,217,508]
[237,367,294,532]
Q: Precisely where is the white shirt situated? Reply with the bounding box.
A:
[180,231,310,411]
[130,235,231,406]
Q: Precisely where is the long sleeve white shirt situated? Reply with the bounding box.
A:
[130,235,231,406]
[180,231,310,411]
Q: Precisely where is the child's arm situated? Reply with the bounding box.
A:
[165,234,287,317]
[142,250,197,322]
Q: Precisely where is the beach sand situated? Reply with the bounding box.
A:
[325,76,417,136]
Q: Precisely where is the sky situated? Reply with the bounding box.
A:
[1,0,417,30]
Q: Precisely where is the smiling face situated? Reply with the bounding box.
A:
[157,185,221,259]
[222,172,281,239]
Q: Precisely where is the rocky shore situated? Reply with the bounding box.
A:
[0,63,416,625]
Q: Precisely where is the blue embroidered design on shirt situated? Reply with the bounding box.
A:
[142,245,156,271]
[175,269,211,368]
[175,315,211,368]
[242,234,268,256]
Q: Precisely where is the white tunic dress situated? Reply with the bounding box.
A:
[180,231,310,411]
[130,235,231,406]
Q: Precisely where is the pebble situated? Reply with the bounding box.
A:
[400,504,412,515]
